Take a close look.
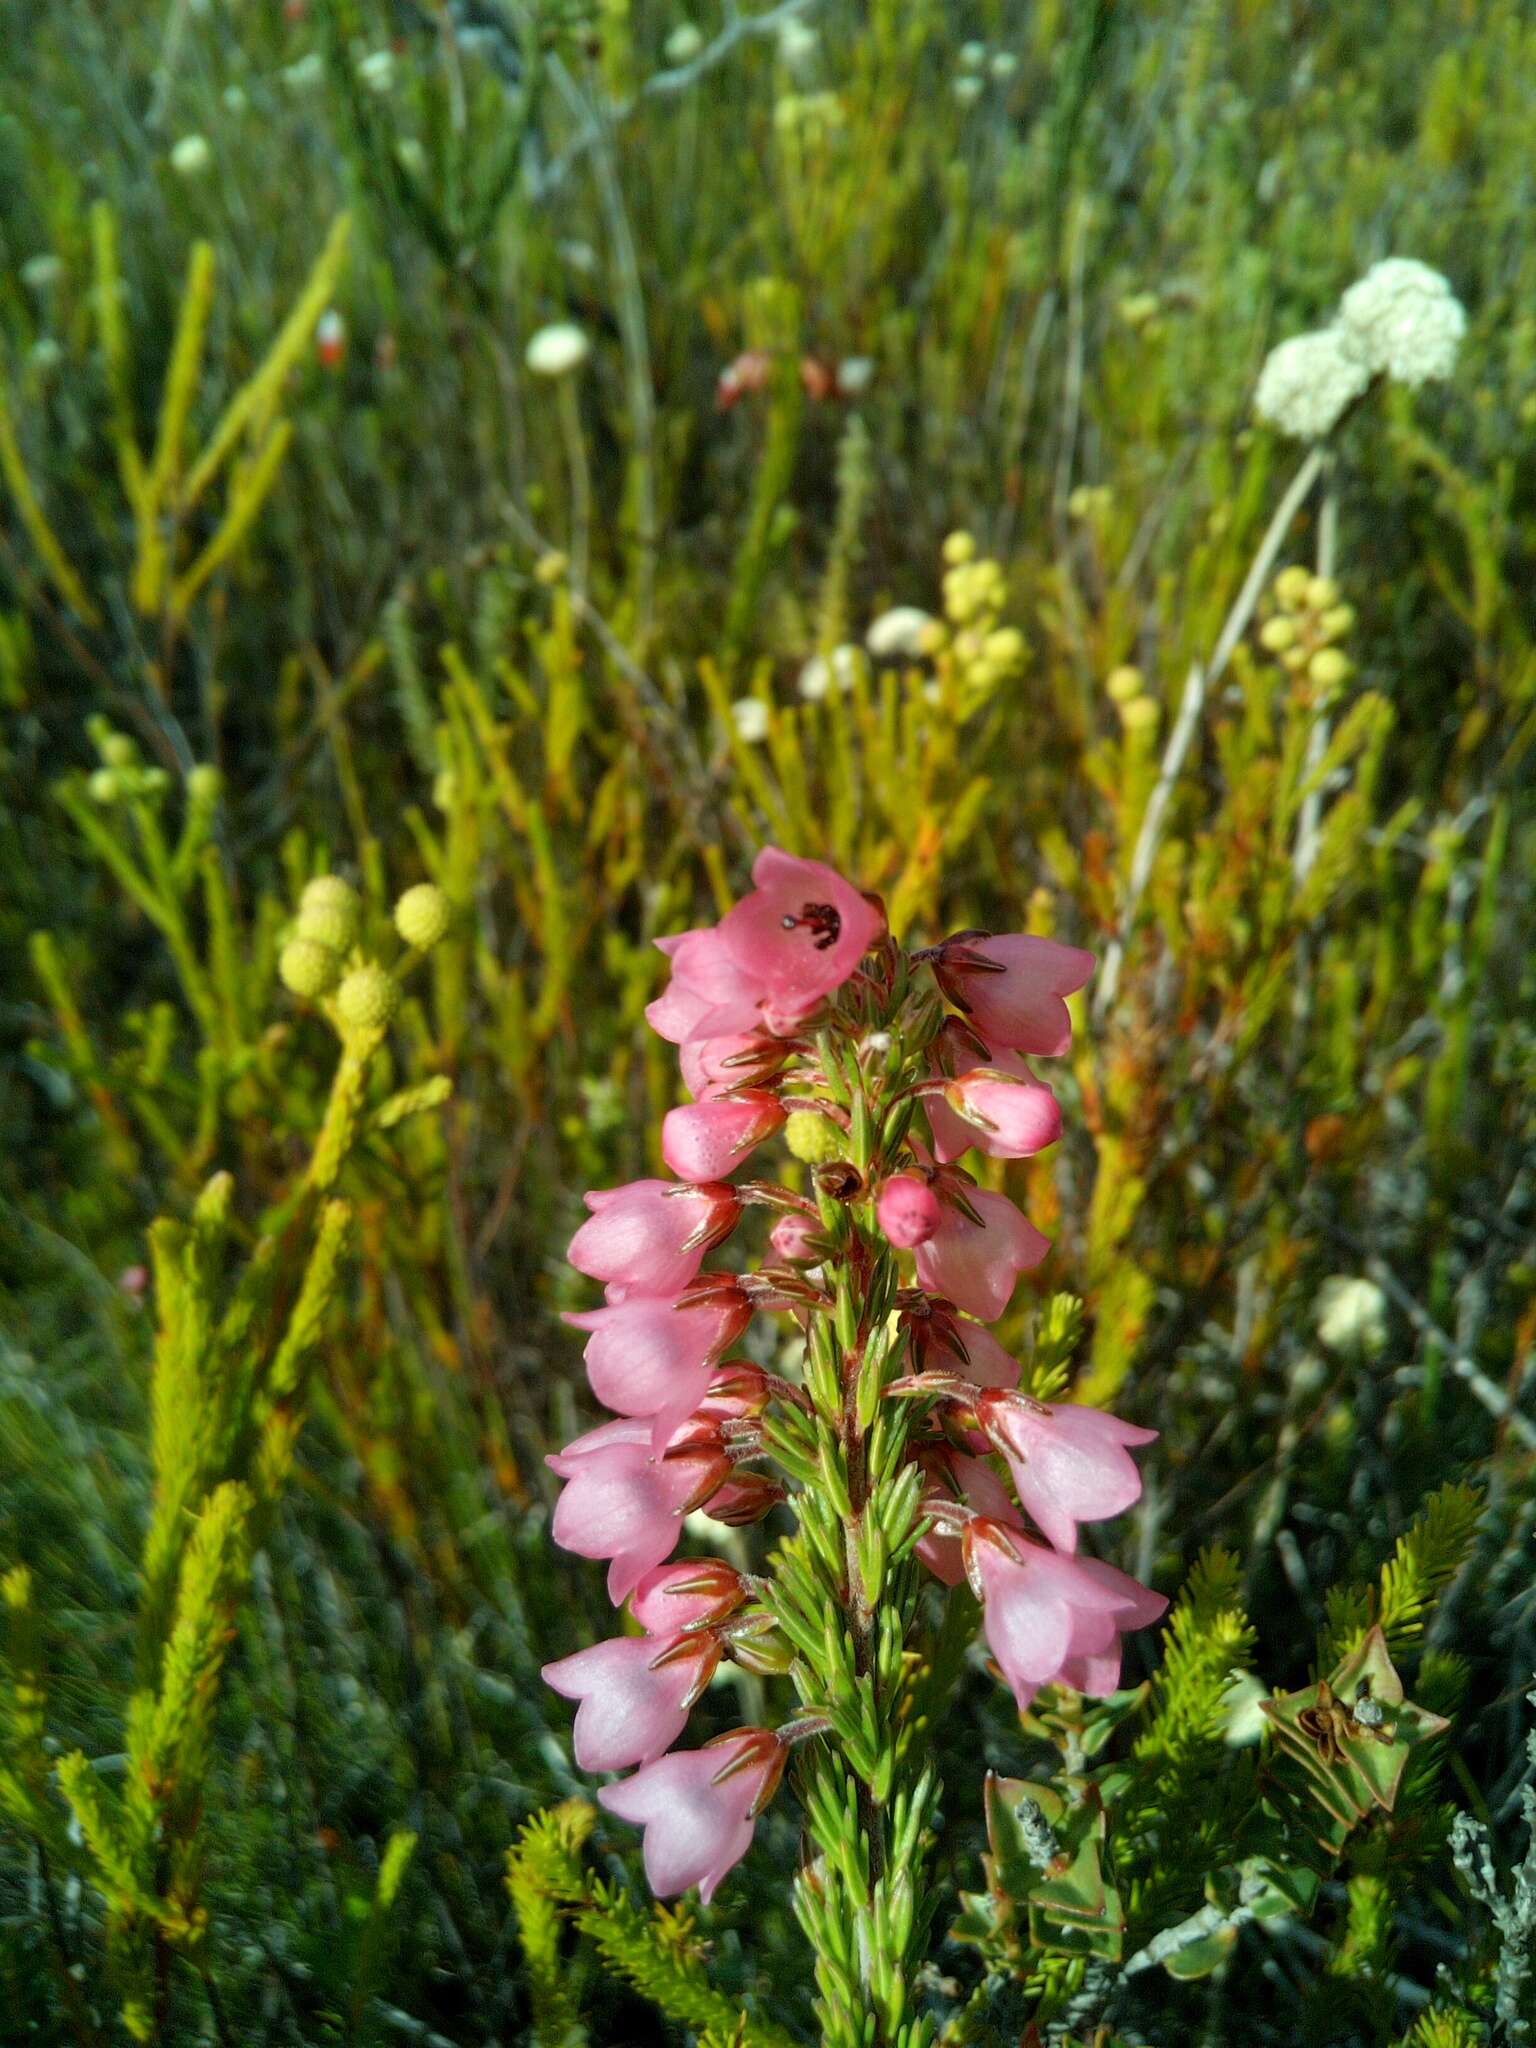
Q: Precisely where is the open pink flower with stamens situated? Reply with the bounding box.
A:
[599,1729,785,1902]
[932,1057,1062,1164]
[547,1418,731,1601]
[876,1173,941,1249]
[629,1559,746,1634]
[914,1188,1049,1321]
[564,1285,753,1449]
[933,935,1095,1056]
[977,1393,1158,1553]
[569,1180,741,1297]
[716,847,884,1020]
[965,1519,1167,1711]
[662,1093,787,1182]
[543,1631,720,1771]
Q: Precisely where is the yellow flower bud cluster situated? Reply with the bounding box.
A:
[280,875,450,1038]
[279,875,361,1001]
[927,532,1026,709]
[1103,661,1161,736]
[83,719,174,805]
[1260,566,1356,701]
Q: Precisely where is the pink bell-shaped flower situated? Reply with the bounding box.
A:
[932,1056,1062,1164]
[913,1188,1050,1321]
[563,1283,753,1450]
[628,1558,746,1634]
[543,1630,720,1771]
[662,1093,787,1182]
[965,1519,1167,1712]
[598,1728,785,1902]
[716,847,884,1020]
[912,1311,1021,1389]
[916,1453,1024,1586]
[547,1418,730,1602]
[934,934,1095,1056]
[977,1392,1158,1553]
[569,1179,741,1298]
[646,929,768,1046]
[876,1173,941,1249]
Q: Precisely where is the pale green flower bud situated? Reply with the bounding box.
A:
[186,764,223,805]
[1308,648,1352,690]
[87,768,122,804]
[1259,616,1297,653]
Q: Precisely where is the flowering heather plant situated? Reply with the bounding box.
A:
[544,846,1165,2039]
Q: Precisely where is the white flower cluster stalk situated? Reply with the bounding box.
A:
[1254,258,1466,440]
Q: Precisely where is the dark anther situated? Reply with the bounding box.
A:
[779,901,842,951]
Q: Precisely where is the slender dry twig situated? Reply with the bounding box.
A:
[1094,442,1327,1019]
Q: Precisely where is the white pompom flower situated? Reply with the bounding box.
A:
[525,323,592,378]
[730,697,771,743]
[1254,327,1370,440]
[1338,258,1466,387]
[865,607,936,660]
[797,645,861,701]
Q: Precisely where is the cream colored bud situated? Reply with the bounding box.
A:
[1308,648,1352,690]
[941,530,976,566]
[280,936,342,1000]
[1274,565,1312,609]
[983,627,1025,669]
[394,883,451,950]
[1119,694,1161,733]
[784,1109,844,1164]
[335,964,399,1036]
[1106,663,1143,703]
[1259,616,1297,653]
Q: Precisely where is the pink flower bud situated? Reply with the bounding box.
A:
[876,1174,941,1249]
[568,1179,740,1296]
[913,1188,1050,1321]
[964,1519,1167,1712]
[977,1393,1157,1553]
[543,1630,719,1771]
[715,846,884,1017]
[933,934,1095,1056]
[769,1211,823,1264]
[598,1728,785,1902]
[662,1093,786,1182]
[547,1418,732,1601]
[629,1559,746,1634]
[931,1048,1062,1163]
[564,1284,753,1450]
[679,1033,780,1100]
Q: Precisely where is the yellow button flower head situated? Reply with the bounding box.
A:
[394,883,451,951]
[335,964,399,1036]
[280,937,342,1000]
[298,876,360,954]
